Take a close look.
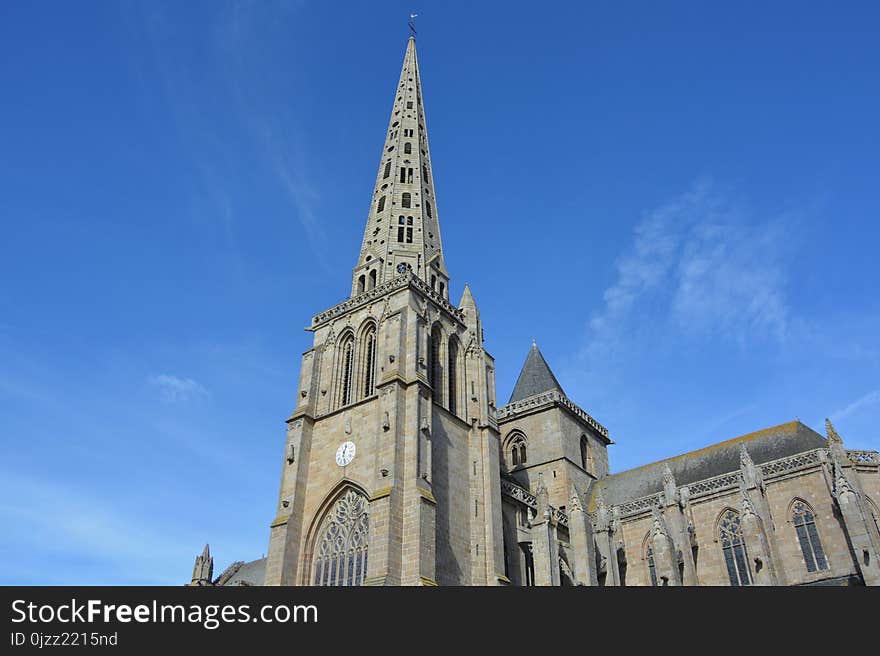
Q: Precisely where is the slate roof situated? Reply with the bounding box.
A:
[508,343,566,403]
[592,421,828,509]
[216,558,266,586]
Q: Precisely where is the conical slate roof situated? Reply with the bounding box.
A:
[508,343,566,403]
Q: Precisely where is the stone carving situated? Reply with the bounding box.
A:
[662,464,679,506]
[833,465,858,504]
[739,444,764,492]
[739,484,758,519]
[534,473,550,522]
[382,411,390,431]
[680,485,691,507]
[569,485,583,514]
[287,444,295,464]
[377,297,391,326]
[650,506,668,539]
[826,417,849,462]
[344,416,352,435]
[826,417,843,445]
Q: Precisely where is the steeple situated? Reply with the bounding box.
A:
[508,343,566,403]
[352,35,449,299]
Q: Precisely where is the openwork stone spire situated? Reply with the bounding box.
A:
[352,36,449,298]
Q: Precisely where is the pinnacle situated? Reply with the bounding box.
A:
[459,283,476,308]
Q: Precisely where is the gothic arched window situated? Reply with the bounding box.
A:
[357,275,365,294]
[402,192,411,208]
[383,161,391,179]
[448,337,459,416]
[425,200,432,218]
[368,269,377,290]
[718,509,751,586]
[580,435,591,472]
[508,432,527,468]
[360,324,377,399]
[337,333,355,408]
[644,536,658,587]
[312,489,370,586]
[404,142,412,154]
[377,195,386,213]
[428,324,443,405]
[791,500,828,572]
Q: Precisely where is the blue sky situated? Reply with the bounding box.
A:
[1,1,878,584]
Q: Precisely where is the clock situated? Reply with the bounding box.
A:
[335,441,356,467]
[396,262,408,273]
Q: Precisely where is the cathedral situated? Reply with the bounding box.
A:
[188,35,880,587]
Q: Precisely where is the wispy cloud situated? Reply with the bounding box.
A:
[830,389,880,422]
[586,179,792,360]
[149,374,209,403]
[0,472,191,584]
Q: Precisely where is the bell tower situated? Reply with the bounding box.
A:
[263,34,506,586]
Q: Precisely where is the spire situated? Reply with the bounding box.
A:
[458,282,476,310]
[191,543,214,586]
[351,36,449,299]
[508,343,566,403]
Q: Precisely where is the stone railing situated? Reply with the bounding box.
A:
[408,271,465,322]
[312,274,409,326]
[616,495,661,517]
[311,271,465,328]
[847,449,879,464]
[497,390,609,439]
[500,479,568,527]
[615,448,828,520]
[760,449,823,477]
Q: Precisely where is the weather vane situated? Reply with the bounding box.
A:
[408,13,418,38]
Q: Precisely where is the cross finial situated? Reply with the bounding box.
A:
[408,13,418,38]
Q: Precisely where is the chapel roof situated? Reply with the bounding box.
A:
[591,420,827,509]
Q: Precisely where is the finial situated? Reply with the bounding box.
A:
[408,13,418,38]
[825,417,843,444]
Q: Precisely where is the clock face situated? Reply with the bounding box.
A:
[335,441,356,467]
[396,263,408,273]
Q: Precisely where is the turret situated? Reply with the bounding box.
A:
[190,544,213,586]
